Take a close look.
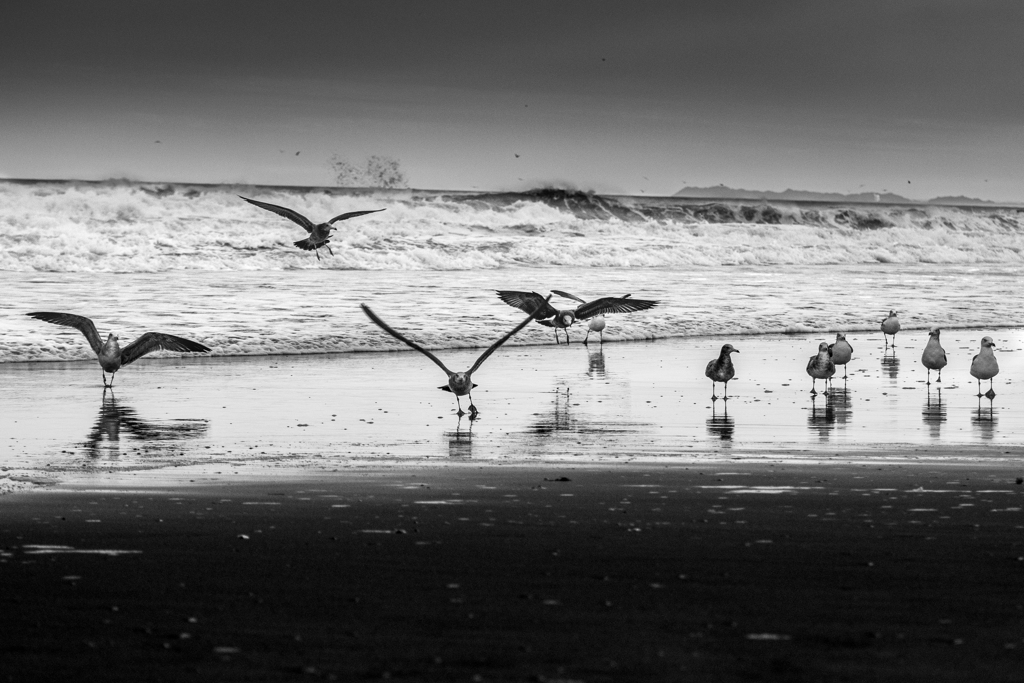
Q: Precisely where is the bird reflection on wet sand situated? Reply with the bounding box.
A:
[807,388,852,440]
[444,418,473,458]
[971,395,997,440]
[530,389,576,435]
[83,390,209,458]
[922,388,946,438]
[587,349,606,378]
[881,348,900,380]
[706,401,734,441]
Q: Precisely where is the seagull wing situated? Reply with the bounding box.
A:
[575,296,659,320]
[119,333,211,367]
[469,295,551,375]
[239,196,315,233]
[360,304,453,378]
[27,312,103,355]
[495,290,558,320]
[551,289,587,304]
[327,208,385,224]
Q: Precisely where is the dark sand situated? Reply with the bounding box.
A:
[4,464,1024,682]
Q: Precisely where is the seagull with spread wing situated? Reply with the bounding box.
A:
[27,312,211,388]
[360,297,548,417]
[240,196,384,260]
[495,290,659,344]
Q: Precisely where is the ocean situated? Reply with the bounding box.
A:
[1,179,1023,364]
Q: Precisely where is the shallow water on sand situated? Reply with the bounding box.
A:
[2,330,1022,488]
[1,264,1022,362]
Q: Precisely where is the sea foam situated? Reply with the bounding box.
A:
[2,180,1022,273]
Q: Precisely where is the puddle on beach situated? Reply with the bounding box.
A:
[1,329,1023,486]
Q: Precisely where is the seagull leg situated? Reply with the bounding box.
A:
[723,381,729,400]
[109,372,116,389]
[102,371,109,388]
[326,244,335,256]
[583,329,590,345]
[976,378,982,397]
[314,247,322,261]
[926,369,931,385]
[554,329,560,345]
[711,381,717,401]
[811,379,817,395]
[455,395,465,417]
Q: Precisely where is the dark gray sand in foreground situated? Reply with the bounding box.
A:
[3,464,1024,682]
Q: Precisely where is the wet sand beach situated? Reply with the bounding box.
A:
[3,465,1024,682]
[3,332,1024,680]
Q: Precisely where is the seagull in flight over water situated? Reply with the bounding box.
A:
[495,290,658,344]
[240,196,384,260]
[360,297,549,417]
[27,312,210,388]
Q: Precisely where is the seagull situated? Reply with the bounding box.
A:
[969,336,999,396]
[26,312,210,388]
[495,290,658,344]
[806,341,836,395]
[240,196,384,260]
[921,327,948,384]
[584,316,606,345]
[360,298,548,417]
[881,310,901,347]
[829,333,853,378]
[705,343,739,400]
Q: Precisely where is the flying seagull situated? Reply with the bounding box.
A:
[360,297,549,417]
[705,343,739,400]
[27,312,210,388]
[495,290,658,344]
[240,196,384,260]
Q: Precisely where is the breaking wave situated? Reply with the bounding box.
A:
[1,180,1023,273]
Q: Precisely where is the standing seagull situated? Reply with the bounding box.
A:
[829,333,853,379]
[921,327,948,384]
[806,341,836,395]
[27,312,210,388]
[583,316,606,345]
[240,196,384,260]
[705,343,739,400]
[360,297,549,417]
[969,336,999,396]
[495,290,658,344]
[881,310,901,347]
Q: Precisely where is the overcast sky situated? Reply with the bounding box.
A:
[2,0,1022,200]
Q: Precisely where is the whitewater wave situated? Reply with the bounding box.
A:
[1,180,1023,273]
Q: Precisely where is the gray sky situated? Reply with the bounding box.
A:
[2,0,1022,200]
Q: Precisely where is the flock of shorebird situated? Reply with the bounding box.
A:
[764,310,1001,401]
[22,198,1005,416]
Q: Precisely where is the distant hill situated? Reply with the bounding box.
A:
[927,195,995,206]
[673,184,912,203]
